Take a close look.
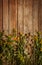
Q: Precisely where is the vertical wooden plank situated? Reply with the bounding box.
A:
[17,0,24,33]
[32,0,39,34]
[40,0,42,32]
[0,0,3,31]
[38,0,42,32]
[3,0,8,34]
[24,0,33,34]
[8,0,17,34]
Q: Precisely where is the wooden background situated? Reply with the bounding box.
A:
[0,0,42,34]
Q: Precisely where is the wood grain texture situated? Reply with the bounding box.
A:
[8,0,17,34]
[0,0,3,31]
[38,0,42,32]
[32,0,39,34]
[40,0,42,32]
[3,0,8,34]
[24,0,33,34]
[17,0,24,33]
[0,0,42,34]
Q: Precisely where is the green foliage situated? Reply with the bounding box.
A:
[0,59,3,65]
[0,31,42,65]
[34,32,42,65]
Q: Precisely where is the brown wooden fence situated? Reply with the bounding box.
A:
[0,0,42,34]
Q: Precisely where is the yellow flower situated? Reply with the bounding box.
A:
[17,37,20,41]
[34,35,38,40]
[20,32,23,35]
[40,48,42,52]
[18,53,24,62]
[40,39,42,44]
[20,55,24,62]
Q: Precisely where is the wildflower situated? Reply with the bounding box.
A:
[13,36,20,41]
[14,36,17,41]
[17,36,20,41]
[20,56,24,62]
[20,32,23,35]
[40,48,42,52]
[34,35,38,41]
[25,34,27,36]
[40,39,42,44]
